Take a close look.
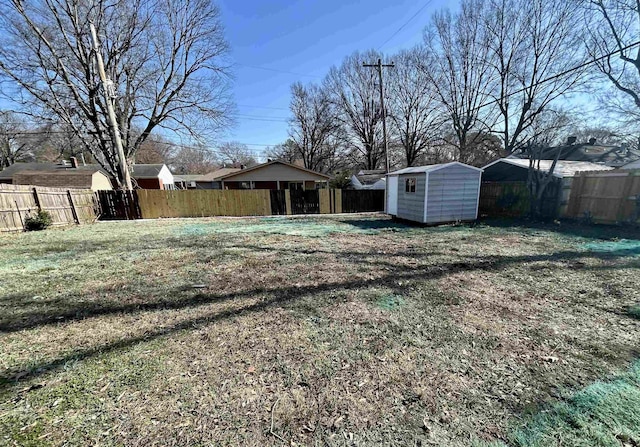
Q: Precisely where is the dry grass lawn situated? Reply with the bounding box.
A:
[0,216,639,446]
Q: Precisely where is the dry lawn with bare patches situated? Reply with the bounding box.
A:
[0,216,639,446]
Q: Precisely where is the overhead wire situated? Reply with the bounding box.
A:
[378,0,434,50]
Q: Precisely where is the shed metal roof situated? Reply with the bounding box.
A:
[387,162,483,176]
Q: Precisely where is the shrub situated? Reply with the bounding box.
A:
[24,210,53,231]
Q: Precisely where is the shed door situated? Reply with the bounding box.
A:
[386,176,398,215]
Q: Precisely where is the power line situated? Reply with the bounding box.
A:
[378,0,434,50]
[234,63,322,79]
[237,104,290,111]
[473,40,640,113]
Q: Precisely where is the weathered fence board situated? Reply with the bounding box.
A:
[478,181,562,219]
[0,184,96,231]
[136,189,271,219]
[565,170,640,224]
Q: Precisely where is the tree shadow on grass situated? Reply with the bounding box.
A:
[1,244,638,335]
[2,243,640,389]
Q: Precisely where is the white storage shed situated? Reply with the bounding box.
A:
[386,162,483,224]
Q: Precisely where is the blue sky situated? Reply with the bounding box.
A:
[219,0,447,159]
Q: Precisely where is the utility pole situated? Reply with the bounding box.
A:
[363,58,394,173]
[90,23,133,191]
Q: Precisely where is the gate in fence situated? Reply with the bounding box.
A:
[95,190,141,220]
[290,190,320,214]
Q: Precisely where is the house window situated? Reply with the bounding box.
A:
[405,177,416,193]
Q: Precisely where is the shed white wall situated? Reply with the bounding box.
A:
[425,164,481,224]
[386,176,398,214]
[396,173,426,221]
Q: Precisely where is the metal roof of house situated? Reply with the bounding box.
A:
[512,143,640,167]
[388,162,483,176]
[483,158,614,178]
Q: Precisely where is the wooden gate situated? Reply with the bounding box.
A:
[96,190,141,220]
[270,190,287,215]
[290,190,320,214]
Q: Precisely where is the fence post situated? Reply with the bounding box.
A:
[67,190,80,224]
[32,187,42,212]
[566,173,585,218]
[285,190,291,215]
[617,171,636,223]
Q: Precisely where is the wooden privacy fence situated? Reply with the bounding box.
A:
[97,188,383,220]
[479,182,530,217]
[0,184,96,232]
[478,181,561,219]
[565,170,640,224]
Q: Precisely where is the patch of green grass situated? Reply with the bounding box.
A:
[476,361,640,447]
[376,294,405,310]
[627,305,640,319]
[583,239,640,256]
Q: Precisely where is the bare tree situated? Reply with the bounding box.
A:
[585,0,640,121]
[288,82,343,172]
[0,0,232,188]
[0,111,36,168]
[326,50,384,170]
[484,0,586,155]
[216,142,257,167]
[265,139,298,164]
[135,136,176,164]
[171,145,217,174]
[387,47,442,167]
[421,0,495,164]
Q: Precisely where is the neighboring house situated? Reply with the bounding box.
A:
[131,164,175,190]
[12,169,112,191]
[482,158,614,182]
[174,168,243,190]
[216,160,330,190]
[0,160,174,190]
[511,137,640,167]
[351,169,386,190]
[174,174,205,190]
[0,160,112,190]
[482,159,614,217]
[386,162,483,224]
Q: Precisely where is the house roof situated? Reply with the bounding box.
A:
[357,169,386,176]
[0,162,169,180]
[216,160,331,180]
[0,162,105,180]
[512,143,640,167]
[388,162,484,176]
[174,174,206,182]
[483,158,614,178]
[199,168,241,181]
[130,164,167,179]
[356,173,386,185]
